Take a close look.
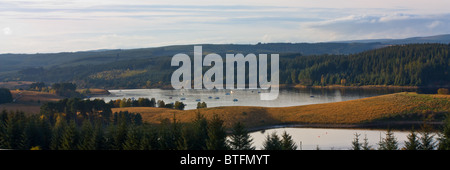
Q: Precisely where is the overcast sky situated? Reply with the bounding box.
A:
[1,0,450,53]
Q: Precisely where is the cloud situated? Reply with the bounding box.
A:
[427,20,442,29]
[306,13,450,41]
[3,27,12,35]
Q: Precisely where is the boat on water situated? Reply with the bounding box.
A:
[309,89,314,97]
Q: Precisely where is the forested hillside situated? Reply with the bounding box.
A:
[1,44,449,89]
[282,44,450,87]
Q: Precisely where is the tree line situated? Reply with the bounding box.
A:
[351,119,450,150]
[107,97,186,110]
[0,108,254,150]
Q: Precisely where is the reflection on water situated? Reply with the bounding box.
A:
[94,88,413,110]
[250,127,421,150]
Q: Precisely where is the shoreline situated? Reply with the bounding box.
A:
[246,121,445,133]
[287,84,421,89]
[101,84,448,91]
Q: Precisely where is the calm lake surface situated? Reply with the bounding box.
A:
[94,88,413,110]
[250,127,429,150]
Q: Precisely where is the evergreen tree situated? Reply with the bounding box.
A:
[281,131,297,150]
[351,133,361,150]
[228,122,255,150]
[39,117,52,150]
[404,128,420,150]
[21,116,43,150]
[378,129,398,150]
[77,120,96,150]
[96,122,108,150]
[362,134,371,150]
[0,111,26,149]
[59,120,79,150]
[419,124,436,150]
[141,126,159,150]
[158,114,181,150]
[191,112,209,150]
[438,113,450,150]
[123,125,142,150]
[206,114,228,150]
[177,125,194,150]
[112,119,128,150]
[262,132,282,150]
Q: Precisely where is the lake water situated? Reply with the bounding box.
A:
[93,88,412,110]
[249,127,437,150]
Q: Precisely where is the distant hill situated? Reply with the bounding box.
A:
[2,34,450,74]
[334,34,450,44]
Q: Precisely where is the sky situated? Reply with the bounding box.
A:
[1,0,450,53]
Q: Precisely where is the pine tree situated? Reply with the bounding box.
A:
[1,112,26,149]
[113,120,128,150]
[191,112,208,150]
[262,132,282,150]
[438,113,450,150]
[177,125,193,150]
[140,130,153,150]
[404,128,420,150]
[228,122,255,150]
[362,134,371,150]
[93,120,106,150]
[206,114,228,150]
[351,133,361,150]
[378,129,398,150]
[158,114,181,150]
[419,124,436,150]
[50,115,67,150]
[123,125,142,150]
[281,131,297,150]
[21,116,43,150]
[39,116,52,150]
[140,126,158,150]
[59,120,79,150]
[77,120,96,150]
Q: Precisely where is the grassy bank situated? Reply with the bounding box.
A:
[0,90,63,114]
[112,92,450,129]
